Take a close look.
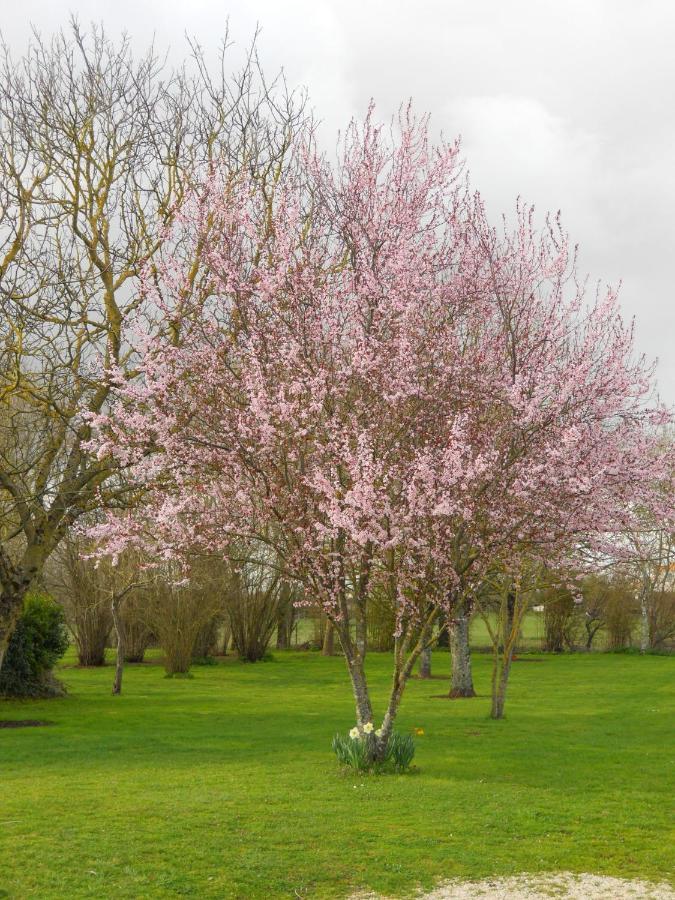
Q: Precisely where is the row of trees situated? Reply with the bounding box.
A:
[41,534,675,666]
[541,574,675,653]
[46,537,301,673]
[4,539,673,709]
[47,536,675,718]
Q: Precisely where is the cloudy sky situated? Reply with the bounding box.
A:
[4,1,674,402]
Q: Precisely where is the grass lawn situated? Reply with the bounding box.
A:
[1,649,673,899]
[469,611,545,649]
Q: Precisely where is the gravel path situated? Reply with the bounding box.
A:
[353,873,675,899]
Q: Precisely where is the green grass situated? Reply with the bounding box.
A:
[1,650,673,899]
[469,611,545,649]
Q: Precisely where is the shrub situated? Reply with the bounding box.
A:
[604,582,637,649]
[145,570,223,676]
[542,589,579,651]
[47,537,112,666]
[225,563,297,663]
[118,588,154,663]
[191,616,221,662]
[0,593,69,697]
[648,590,675,649]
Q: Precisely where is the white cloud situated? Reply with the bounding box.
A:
[3,0,674,401]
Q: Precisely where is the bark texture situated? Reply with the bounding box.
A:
[419,647,432,678]
[0,552,44,674]
[448,611,476,698]
[491,654,513,719]
[111,595,125,695]
[0,592,23,674]
[322,619,335,656]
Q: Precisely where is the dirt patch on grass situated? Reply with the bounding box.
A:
[353,873,675,899]
[0,719,53,729]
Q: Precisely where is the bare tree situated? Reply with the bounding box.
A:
[580,575,610,649]
[225,563,298,663]
[144,569,224,676]
[0,20,306,669]
[117,587,154,663]
[603,579,638,649]
[111,581,146,695]
[542,586,580,652]
[627,527,675,651]
[47,535,112,666]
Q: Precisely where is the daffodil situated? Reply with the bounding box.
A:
[375,728,383,738]
[363,722,374,734]
[349,726,360,739]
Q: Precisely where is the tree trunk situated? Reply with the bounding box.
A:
[337,608,439,766]
[355,610,367,660]
[377,673,406,755]
[276,612,289,650]
[0,586,28,675]
[639,590,650,653]
[111,596,125,695]
[322,619,335,656]
[0,547,49,674]
[221,625,230,655]
[498,591,516,653]
[491,656,512,719]
[489,590,525,719]
[377,614,438,758]
[448,612,476,697]
[418,646,432,678]
[344,651,374,727]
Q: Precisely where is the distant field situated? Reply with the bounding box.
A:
[1,649,673,898]
[469,611,545,649]
[294,612,635,652]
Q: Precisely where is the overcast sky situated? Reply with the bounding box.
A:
[3,1,674,403]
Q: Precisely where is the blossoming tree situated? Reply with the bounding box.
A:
[91,106,671,762]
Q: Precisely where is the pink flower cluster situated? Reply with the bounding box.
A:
[88,104,673,631]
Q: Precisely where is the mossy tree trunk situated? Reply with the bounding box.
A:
[0,545,48,674]
[0,590,23,674]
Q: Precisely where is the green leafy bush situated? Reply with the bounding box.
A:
[0,593,69,697]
